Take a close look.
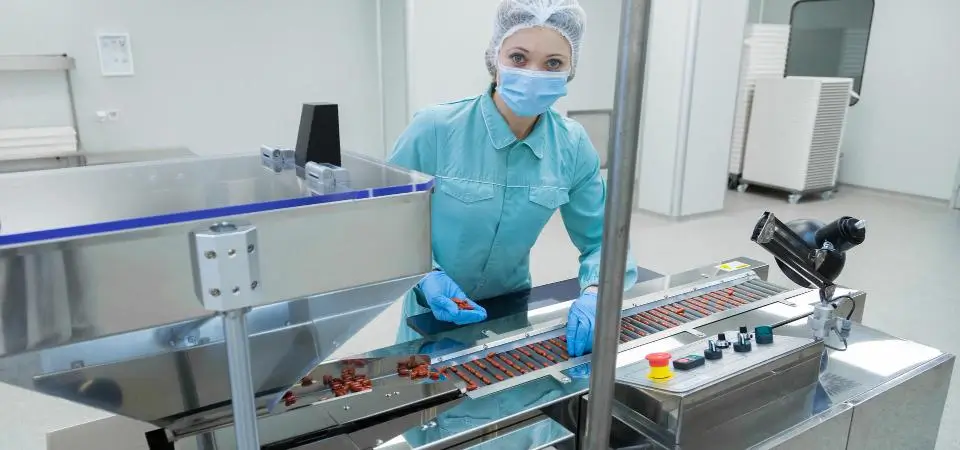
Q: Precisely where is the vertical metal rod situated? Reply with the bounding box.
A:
[64,65,82,150]
[583,0,652,448]
[195,433,218,450]
[223,308,260,450]
[669,0,702,217]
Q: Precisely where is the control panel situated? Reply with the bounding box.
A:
[616,326,816,393]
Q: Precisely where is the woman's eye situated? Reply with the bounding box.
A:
[510,53,525,64]
[546,59,563,70]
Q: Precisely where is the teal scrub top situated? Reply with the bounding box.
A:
[389,89,638,341]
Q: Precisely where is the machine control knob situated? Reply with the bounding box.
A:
[755,326,774,345]
[645,353,673,381]
[714,333,731,349]
[704,340,723,360]
[733,333,753,353]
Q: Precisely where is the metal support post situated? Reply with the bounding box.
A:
[583,1,652,449]
[189,220,264,450]
[223,308,260,449]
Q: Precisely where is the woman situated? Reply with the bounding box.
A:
[389,0,638,357]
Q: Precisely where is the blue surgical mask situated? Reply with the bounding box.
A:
[496,65,569,117]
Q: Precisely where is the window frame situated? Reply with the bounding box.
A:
[787,0,876,106]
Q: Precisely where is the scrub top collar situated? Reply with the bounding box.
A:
[480,87,547,159]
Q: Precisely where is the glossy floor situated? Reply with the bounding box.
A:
[5,187,960,450]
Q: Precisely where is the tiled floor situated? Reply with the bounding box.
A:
[4,186,959,449]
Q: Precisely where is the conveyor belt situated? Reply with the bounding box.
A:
[440,280,787,390]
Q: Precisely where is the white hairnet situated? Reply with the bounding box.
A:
[485,0,587,81]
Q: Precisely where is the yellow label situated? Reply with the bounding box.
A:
[718,260,750,271]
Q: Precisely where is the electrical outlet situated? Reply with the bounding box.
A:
[96,110,121,122]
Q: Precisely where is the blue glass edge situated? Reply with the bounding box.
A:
[373,185,414,197]
[414,178,435,192]
[1,180,432,246]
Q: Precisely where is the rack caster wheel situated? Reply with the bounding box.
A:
[737,183,749,193]
[821,190,835,200]
[787,194,802,204]
[727,175,742,190]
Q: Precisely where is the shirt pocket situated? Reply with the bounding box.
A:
[438,178,496,203]
[528,186,571,211]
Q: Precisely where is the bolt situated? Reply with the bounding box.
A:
[210,288,221,297]
[209,222,237,233]
[385,393,392,398]
[204,251,217,259]
[232,286,240,295]
[394,391,400,396]
[251,281,259,290]
[186,335,197,345]
[376,439,384,446]
[247,244,255,253]
[228,249,237,257]
[343,405,350,411]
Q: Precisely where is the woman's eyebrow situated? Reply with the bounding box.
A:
[507,46,530,53]
[546,53,567,59]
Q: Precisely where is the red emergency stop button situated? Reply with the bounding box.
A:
[645,352,673,381]
[645,352,671,366]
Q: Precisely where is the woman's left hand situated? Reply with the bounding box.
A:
[566,290,597,357]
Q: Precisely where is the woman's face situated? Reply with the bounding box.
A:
[498,27,572,75]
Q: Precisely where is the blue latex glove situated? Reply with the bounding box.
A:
[566,291,597,357]
[419,271,487,325]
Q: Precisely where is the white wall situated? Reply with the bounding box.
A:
[379,0,410,153]
[0,0,385,157]
[400,0,622,121]
[565,0,623,112]
[404,0,501,116]
[840,0,960,200]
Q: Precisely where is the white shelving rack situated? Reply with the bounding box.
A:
[739,76,853,204]
[728,24,790,188]
[0,54,80,156]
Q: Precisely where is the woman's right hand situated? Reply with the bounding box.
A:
[419,271,487,325]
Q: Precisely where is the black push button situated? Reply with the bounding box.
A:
[673,354,706,370]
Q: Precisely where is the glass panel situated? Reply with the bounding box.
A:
[0,152,432,243]
[786,0,875,104]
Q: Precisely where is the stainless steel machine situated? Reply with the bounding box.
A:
[0,224,953,450]
[1,2,954,449]
[0,151,954,449]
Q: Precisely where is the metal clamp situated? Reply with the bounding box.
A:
[260,145,296,173]
[305,161,351,195]
[189,221,262,311]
